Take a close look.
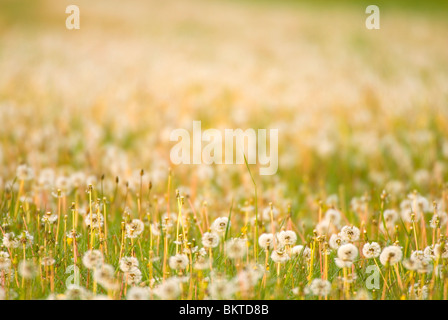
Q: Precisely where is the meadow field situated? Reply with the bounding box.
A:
[0,0,448,300]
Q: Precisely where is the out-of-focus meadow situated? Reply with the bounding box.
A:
[1,0,448,300]
[1,0,448,191]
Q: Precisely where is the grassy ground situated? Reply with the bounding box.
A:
[0,0,447,300]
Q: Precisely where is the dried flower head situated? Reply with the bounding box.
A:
[380,246,403,266]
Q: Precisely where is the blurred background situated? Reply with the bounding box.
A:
[0,0,447,203]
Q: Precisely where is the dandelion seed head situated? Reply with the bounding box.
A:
[309,279,331,296]
[225,238,247,260]
[258,233,275,250]
[211,217,229,234]
[277,230,297,247]
[202,232,220,249]
[169,254,189,270]
[362,242,381,259]
[82,250,104,269]
[379,245,403,266]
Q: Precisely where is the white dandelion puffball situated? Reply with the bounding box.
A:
[211,217,229,234]
[154,278,181,300]
[277,230,297,247]
[434,243,448,259]
[379,246,403,266]
[324,208,341,226]
[329,233,346,250]
[127,287,150,300]
[202,232,220,248]
[337,243,358,264]
[362,242,381,259]
[258,233,275,250]
[271,249,290,263]
[262,206,279,221]
[340,226,360,242]
[309,279,331,296]
[383,209,399,224]
[291,245,311,260]
[82,250,104,269]
[225,238,247,259]
[126,219,145,238]
[169,254,189,270]
[119,256,139,272]
[208,278,236,300]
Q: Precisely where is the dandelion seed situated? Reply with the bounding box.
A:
[154,277,181,300]
[258,233,275,250]
[271,249,290,263]
[38,168,55,190]
[309,279,331,296]
[379,245,403,266]
[316,220,332,235]
[2,232,19,249]
[340,226,360,242]
[434,243,448,259]
[41,211,58,224]
[66,230,81,239]
[211,217,229,234]
[417,258,432,274]
[70,172,86,188]
[430,211,447,228]
[0,252,11,270]
[169,254,189,270]
[19,260,37,279]
[409,283,428,300]
[150,223,162,236]
[291,245,311,260]
[324,208,341,226]
[16,164,34,181]
[401,208,418,223]
[94,264,119,290]
[127,286,150,300]
[55,176,72,194]
[325,195,339,207]
[124,268,142,286]
[65,284,90,300]
[82,250,104,269]
[208,278,235,300]
[424,246,435,260]
[18,231,34,248]
[202,232,220,249]
[403,259,419,271]
[183,245,198,255]
[193,255,210,270]
[329,233,346,250]
[354,289,371,300]
[41,256,56,266]
[119,256,139,272]
[383,209,399,224]
[240,204,255,213]
[362,242,381,259]
[335,243,358,268]
[261,206,279,222]
[126,219,145,238]
[277,230,297,247]
[225,238,247,260]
